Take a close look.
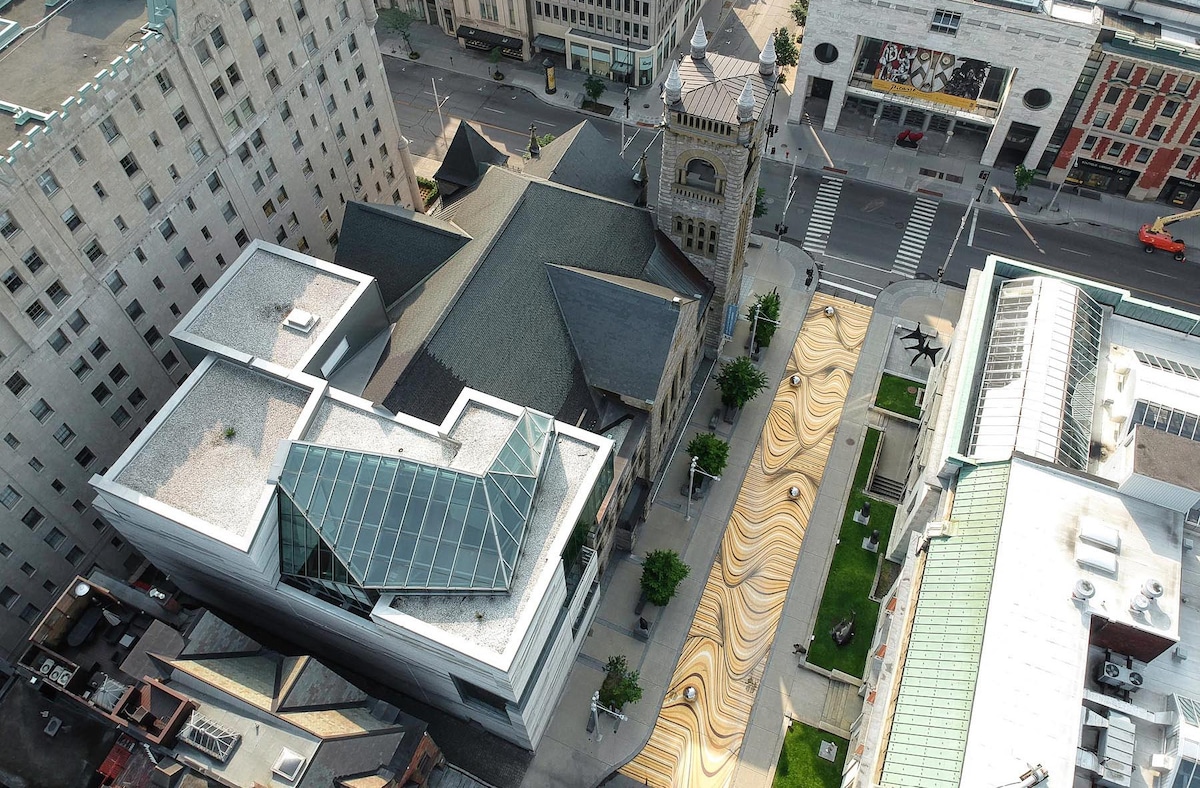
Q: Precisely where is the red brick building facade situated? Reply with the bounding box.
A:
[1050,31,1200,207]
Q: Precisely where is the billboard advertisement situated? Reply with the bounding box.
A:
[872,41,991,111]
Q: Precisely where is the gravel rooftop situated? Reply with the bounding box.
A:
[116,361,311,538]
[187,248,359,368]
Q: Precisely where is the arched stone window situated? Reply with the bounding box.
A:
[674,215,718,257]
[684,157,719,191]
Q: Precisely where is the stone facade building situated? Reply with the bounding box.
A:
[0,0,417,661]
[790,0,1099,168]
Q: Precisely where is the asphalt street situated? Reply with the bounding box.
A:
[385,58,1200,312]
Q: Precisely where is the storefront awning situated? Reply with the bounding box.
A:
[456,26,523,52]
[533,34,566,53]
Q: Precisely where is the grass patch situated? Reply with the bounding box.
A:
[806,428,895,677]
[874,373,924,419]
[773,721,848,788]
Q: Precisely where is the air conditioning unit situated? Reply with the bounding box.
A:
[49,667,67,685]
[38,659,54,676]
[1097,661,1144,691]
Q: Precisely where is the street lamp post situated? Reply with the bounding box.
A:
[747,302,781,356]
[775,150,799,255]
[684,455,722,521]
[938,169,989,285]
[589,691,628,742]
[1044,156,1076,214]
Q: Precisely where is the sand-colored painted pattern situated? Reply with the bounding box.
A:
[620,293,872,787]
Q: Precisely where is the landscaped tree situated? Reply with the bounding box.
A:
[640,549,690,607]
[716,356,769,411]
[754,187,768,218]
[687,432,730,481]
[747,288,782,349]
[1013,164,1036,196]
[789,0,808,26]
[599,655,643,711]
[489,46,504,79]
[584,73,607,104]
[379,8,421,57]
[773,28,800,68]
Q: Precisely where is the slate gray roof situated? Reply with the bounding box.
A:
[547,265,687,402]
[347,163,714,428]
[434,123,507,188]
[675,52,775,124]
[335,202,470,307]
[524,121,642,204]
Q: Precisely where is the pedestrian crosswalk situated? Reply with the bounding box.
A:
[803,175,843,257]
[892,196,940,277]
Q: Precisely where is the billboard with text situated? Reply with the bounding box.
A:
[872,41,991,111]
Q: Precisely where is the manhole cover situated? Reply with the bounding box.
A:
[847,437,856,446]
[895,221,907,229]
[643,103,650,108]
[766,197,776,204]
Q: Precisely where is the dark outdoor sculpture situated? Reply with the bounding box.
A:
[831,611,857,647]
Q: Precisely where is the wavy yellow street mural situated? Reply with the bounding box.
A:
[620,293,872,788]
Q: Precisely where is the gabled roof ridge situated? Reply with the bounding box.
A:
[348,201,472,241]
[547,263,696,302]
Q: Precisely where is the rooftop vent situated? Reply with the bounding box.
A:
[1079,517,1120,553]
[1072,579,1096,601]
[1143,578,1164,599]
[1076,542,1118,575]
[271,748,306,782]
[1131,593,1151,614]
[283,308,318,334]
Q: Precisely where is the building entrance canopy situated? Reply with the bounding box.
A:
[457,26,524,58]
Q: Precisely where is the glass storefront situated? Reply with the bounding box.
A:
[639,55,653,86]
[1068,159,1138,197]
[570,42,590,73]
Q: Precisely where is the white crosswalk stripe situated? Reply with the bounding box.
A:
[802,175,843,257]
[892,196,940,277]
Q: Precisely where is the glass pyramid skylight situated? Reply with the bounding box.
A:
[277,410,554,594]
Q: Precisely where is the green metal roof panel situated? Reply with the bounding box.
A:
[880,461,1011,788]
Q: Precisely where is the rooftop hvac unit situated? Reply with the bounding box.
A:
[283,308,318,334]
[50,667,68,686]
[1143,579,1165,599]
[1073,579,1097,601]
[38,659,54,676]
[1098,661,1144,691]
[1131,593,1152,614]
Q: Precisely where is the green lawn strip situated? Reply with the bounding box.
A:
[873,373,924,419]
[806,427,895,676]
[773,721,849,788]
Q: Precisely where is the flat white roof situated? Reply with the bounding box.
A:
[960,458,1182,787]
[115,361,311,539]
[183,246,361,369]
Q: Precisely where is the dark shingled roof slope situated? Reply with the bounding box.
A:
[546,265,685,402]
[382,178,706,424]
[524,121,642,204]
[335,203,470,306]
[434,123,507,188]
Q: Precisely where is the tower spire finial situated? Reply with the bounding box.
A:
[737,77,756,122]
[690,19,707,60]
[759,33,777,78]
[664,60,683,104]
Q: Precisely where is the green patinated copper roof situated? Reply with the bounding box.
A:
[880,461,1011,788]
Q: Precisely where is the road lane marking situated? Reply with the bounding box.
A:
[534,120,557,127]
[820,253,892,273]
[1061,248,1090,257]
[979,228,1008,236]
[820,269,884,292]
[1147,270,1179,279]
[484,107,506,114]
[967,206,979,248]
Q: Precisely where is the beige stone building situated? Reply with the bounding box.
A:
[0,0,418,660]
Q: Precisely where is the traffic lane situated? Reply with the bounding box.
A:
[753,164,821,238]
[825,179,920,267]
[967,208,1200,310]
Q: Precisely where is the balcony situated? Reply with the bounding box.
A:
[671,183,724,205]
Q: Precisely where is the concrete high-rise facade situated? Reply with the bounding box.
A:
[0,0,418,659]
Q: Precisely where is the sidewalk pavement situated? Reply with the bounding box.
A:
[379,13,1173,239]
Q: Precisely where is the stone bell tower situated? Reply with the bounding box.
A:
[656,23,777,351]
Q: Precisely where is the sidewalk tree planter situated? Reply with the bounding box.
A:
[584,74,607,104]
[754,187,768,218]
[789,0,808,26]
[1013,164,1036,198]
[773,28,800,68]
[640,549,690,607]
[378,8,420,57]
[599,655,643,712]
[748,288,782,350]
[488,47,504,79]
[687,432,730,488]
[716,356,769,411]
[416,176,439,208]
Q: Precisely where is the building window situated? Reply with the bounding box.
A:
[70,146,86,165]
[129,388,146,409]
[61,206,82,231]
[23,247,43,274]
[1103,86,1121,104]
[0,434,13,449]
[0,485,20,509]
[1150,124,1166,141]
[1109,141,1125,157]
[144,326,162,347]
[254,34,268,57]
[125,299,145,322]
[453,677,510,718]
[99,116,120,142]
[159,218,177,241]
[44,527,65,549]
[0,587,15,609]
[91,383,111,405]
[1119,118,1136,134]
[22,507,43,528]
[5,372,28,397]
[109,365,128,385]
[83,239,105,263]
[29,398,53,422]
[930,8,960,33]
[89,337,109,360]
[112,406,131,427]
[1133,93,1150,112]
[194,39,211,63]
[25,300,49,326]
[48,329,70,354]
[53,423,76,447]
[1164,100,1180,118]
[1092,110,1111,128]
[1178,154,1194,170]
[65,546,84,565]
[163,351,180,371]
[74,447,95,469]
[0,211,18,239]
[1147,67,1164,87]
[223,201,237,222]
[45,280,68,306]
[37,170,60,196]
[176,248,193,269]
[66,310,88,334]
[1116,61,1133,80]
[1135,147,1152,163]
[3,267,22,293]
[27,457,43,472]
[1176,75,1194,95]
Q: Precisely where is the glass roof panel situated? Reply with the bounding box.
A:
[276,408,557,594]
